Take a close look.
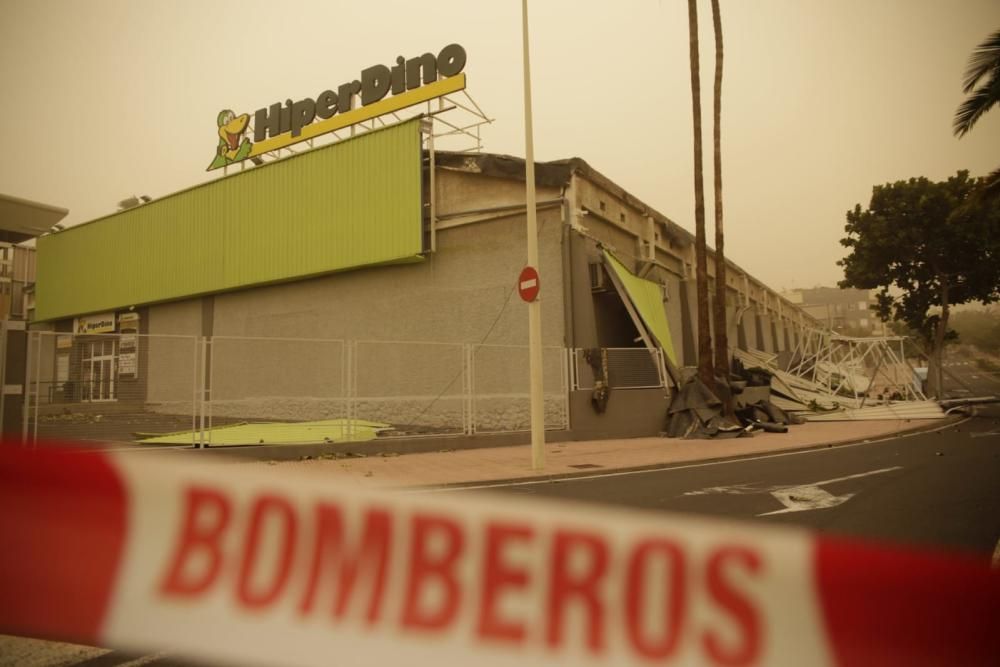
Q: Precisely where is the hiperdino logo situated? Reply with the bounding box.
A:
[207,44,467,171]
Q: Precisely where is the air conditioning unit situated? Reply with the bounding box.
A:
[589,262,610,292]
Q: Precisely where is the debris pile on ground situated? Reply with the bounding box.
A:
[663,378,748,439]
[733,344,945,422]
[665,334,949,438]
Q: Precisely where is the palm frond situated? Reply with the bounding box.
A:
[980,165,1000,200]
[953,72,1000,136]
[952,166,1000,213]
[962,29,1000,93]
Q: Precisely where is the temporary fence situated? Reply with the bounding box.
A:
[470,343,569,434]
[24,331,201,447]
[22,331,572,447]
[1,444,997,666]
[205,336,350,446]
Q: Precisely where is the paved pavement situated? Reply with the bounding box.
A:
[280,418,946,488]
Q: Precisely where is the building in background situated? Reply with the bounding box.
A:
[783,287,885,336]
[0,245,36,321]
[0,193,67,436]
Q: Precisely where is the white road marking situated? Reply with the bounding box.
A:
[682,466,902,516]
[970,431,1000,439]
[759,486,854,516]
[682,467,902,498]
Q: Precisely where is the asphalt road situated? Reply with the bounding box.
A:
[482,405,1000,558]
[943,358,1000,398]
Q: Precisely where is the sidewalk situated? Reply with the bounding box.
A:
[274,418,949,489]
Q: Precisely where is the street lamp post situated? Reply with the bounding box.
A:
[522,0,545,470]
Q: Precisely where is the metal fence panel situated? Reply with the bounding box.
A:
[353,340,467,437]
[205,336,347,446]
[26,331,199,447]
[22,332,575,447]
[573,347,665,390]
[472,345,568,433]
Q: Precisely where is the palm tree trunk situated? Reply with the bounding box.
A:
[687,0,715,388]
[710,0,729,379]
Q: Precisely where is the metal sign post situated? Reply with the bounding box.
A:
[522,0,545,470]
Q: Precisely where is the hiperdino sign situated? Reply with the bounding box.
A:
[208,44,467,171]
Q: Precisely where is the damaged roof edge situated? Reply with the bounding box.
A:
[433,150,684,232]
[431,150,777,297]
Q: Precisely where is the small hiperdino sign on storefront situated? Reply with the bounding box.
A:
[74,312,116,335]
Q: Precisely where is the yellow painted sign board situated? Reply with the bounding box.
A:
[208,44,467,171]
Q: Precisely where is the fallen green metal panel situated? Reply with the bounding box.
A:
[36,120,424,322]
[139,418,391,446]
[603,250,679,366]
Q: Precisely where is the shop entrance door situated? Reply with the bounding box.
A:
[82,339,117,402]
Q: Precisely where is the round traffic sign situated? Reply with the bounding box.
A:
[518,266,540,302]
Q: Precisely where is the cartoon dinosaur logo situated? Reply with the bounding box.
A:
[207,109,252,170]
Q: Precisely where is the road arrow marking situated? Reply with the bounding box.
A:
[681,467,903,516]
[758,486,855,516]
[756,466,902,516]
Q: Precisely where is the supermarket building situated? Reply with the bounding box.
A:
[30,71,819,443]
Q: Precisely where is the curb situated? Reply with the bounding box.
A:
[409,414,967,490]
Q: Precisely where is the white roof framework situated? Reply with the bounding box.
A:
[222,90,493,176]
[783,329,927,404]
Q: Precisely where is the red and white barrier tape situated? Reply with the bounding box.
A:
[1,443,997,666]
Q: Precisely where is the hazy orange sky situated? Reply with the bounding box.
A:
[2,0,998,291]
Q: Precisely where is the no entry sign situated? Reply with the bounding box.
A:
[518,266,540,302]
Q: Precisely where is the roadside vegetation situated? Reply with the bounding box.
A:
[837,28,1000,398]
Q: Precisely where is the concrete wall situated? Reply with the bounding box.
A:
[663,273,686,366]
[210,185,565,346]
[48,159,820,437]
[743,307,760,351]
[146,300,201,407]
[569,388,668,440]
[143,169,567,430]
[567,230,599,349]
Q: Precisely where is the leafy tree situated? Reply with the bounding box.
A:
[886,315,958,361]
[954,28,1000,198]
[710,0,730,379]
[949,308,1000,354]
[687,0,714,387]
[839,171,1000,396]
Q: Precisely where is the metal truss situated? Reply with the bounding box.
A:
[784,329,926,403]
[221,90,493,176]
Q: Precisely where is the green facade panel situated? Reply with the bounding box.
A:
[36,120,424,322]
[604,251,679,366]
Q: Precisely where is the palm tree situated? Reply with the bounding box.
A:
[954,28,1000,198]
[954,29,1000,137]
[687,0,715,388]
[710,0,729,379]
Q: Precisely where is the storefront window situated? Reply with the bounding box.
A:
[81,339,117,402]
